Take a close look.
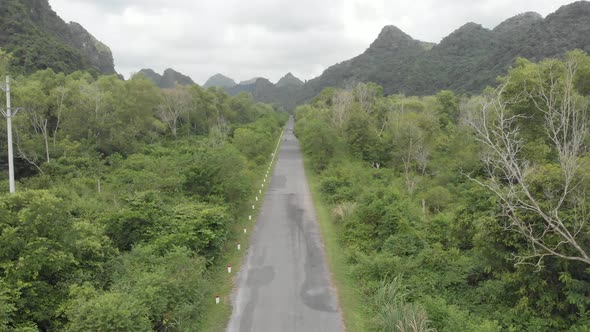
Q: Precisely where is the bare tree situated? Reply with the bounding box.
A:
[391,107,430,193]
[158,88,190,137]
[208,116,231,146]
[331,90,353,131]
[52,86,68,146]
[29,111,50,163]
[464,56,590,267]
[13,127,44,174]
[79,83,107,144]
[354,83,378,114]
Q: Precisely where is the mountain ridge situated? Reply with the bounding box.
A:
[136,68,196,89]
[248,0,590,109]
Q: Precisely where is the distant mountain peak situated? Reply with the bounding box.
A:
[457,22,485,31]
[239,77,266,85]
[439,22,491,45]
[277,72,304,87]
[549,0,590,20]
[204,73,237,88]
[163,68,180,75]
[494,12,543,33]
[379,25,412,38]
[137,68,195,89]
[370,25,415,49]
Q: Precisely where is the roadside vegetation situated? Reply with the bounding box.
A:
[0,55,288,331]
[295,50,590,331]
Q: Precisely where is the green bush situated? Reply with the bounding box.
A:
[66,292,151,332]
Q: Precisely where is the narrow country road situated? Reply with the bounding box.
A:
[227,117,344,332]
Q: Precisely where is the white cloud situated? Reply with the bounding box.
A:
[48,0,576,84]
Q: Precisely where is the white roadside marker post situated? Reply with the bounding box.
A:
[237,243,241,251]
[249,215,252,221]
[244,228,247,234]
[227,265,232,274]
[216,295,220,304]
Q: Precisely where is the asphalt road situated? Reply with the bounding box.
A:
[227,117,344,332]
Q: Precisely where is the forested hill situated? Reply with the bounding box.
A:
[302,1,590,98]
[0,0,116,75]
[230,1,590,110]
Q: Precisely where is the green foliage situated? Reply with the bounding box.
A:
[108,246,209,330]
[0,65,284,330]
[66,291,151,332]
[0,190,115,330]
[150,203,231,260]
[372,277,435,332]
[295,52,590,331]
[295,106,340,171]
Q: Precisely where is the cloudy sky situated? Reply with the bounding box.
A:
[48,0,575,84]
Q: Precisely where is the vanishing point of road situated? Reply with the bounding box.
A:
[227,117,344,332]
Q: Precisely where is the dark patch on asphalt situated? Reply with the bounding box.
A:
[287,193,338,313]
[246,266,275,287]
[240,249,274,332]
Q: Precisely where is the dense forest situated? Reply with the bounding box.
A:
[295,50,590,331]
[0,51,288,330]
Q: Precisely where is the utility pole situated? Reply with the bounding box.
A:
[0,75,22,193]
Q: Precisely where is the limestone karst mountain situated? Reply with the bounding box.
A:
[0,0,116,74]
[203,73,237,88]
[137,68,195,89]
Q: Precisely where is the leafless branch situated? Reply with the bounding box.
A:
[464,57,590,267]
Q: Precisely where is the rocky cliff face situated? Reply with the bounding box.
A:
[0,0,116,75]
[66,22,116,75]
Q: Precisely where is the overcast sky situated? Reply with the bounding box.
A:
[48,0,576,84]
